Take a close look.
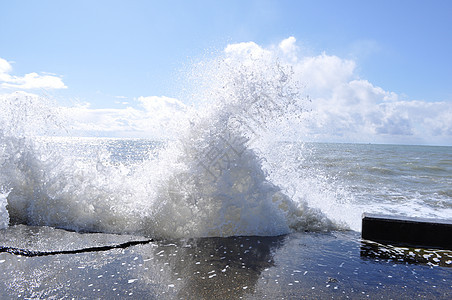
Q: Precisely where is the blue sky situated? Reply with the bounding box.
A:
[1,0,451,145]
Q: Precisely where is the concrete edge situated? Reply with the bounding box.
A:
[361,213,452,250]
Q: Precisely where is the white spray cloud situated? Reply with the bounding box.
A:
[0,57,67,90]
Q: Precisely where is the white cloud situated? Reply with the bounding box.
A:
[295,54,356,94]
[263,40,452,146]
[1,92,188,140]
[278,36,298,63]
[279,36,297,54]
[62,39,451,145]
[299,73,452,145]
[207,39,452,145]
[61,96,188,139]
[2,40,450,146]
[138,96,186,115]
[0,57,67,90]
[0,58,13,74]
[224,41,273,64]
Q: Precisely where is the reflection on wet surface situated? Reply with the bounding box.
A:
[0,226,451,299]
[146,235,285,299]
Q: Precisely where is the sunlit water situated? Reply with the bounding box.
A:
[3,137,450,234]
[1,48,451,298]
[1,225,451,299]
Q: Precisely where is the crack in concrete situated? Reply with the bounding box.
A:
[0,239,153,257]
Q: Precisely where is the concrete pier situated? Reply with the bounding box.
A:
[361,213,452,250]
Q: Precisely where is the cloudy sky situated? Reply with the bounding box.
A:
[1,0,451,145]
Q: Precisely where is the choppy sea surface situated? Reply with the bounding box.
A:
[3,138,450,234]
[1,138,451,298]
[1,50,451,298]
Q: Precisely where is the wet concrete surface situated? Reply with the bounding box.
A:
[0,225,451,299]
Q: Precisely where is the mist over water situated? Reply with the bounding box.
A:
[1,50,451,238]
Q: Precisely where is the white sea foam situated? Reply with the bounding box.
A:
[134,51,338,237]
[2,50,450,238]
[1,90,450,237]
[0,191,9,229]
[0,51,339,237]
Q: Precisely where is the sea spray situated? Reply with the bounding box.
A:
[0,50,340,237]
[0,191,9,229]
[140,49,337,238]
[0,93,145,233]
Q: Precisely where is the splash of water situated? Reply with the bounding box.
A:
[141,51,337,238]
[0,191,9,229]
[0,52,340,238]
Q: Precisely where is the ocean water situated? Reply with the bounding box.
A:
[2,137,450,236]
[1,46,451,299]
[0,49,451,238]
